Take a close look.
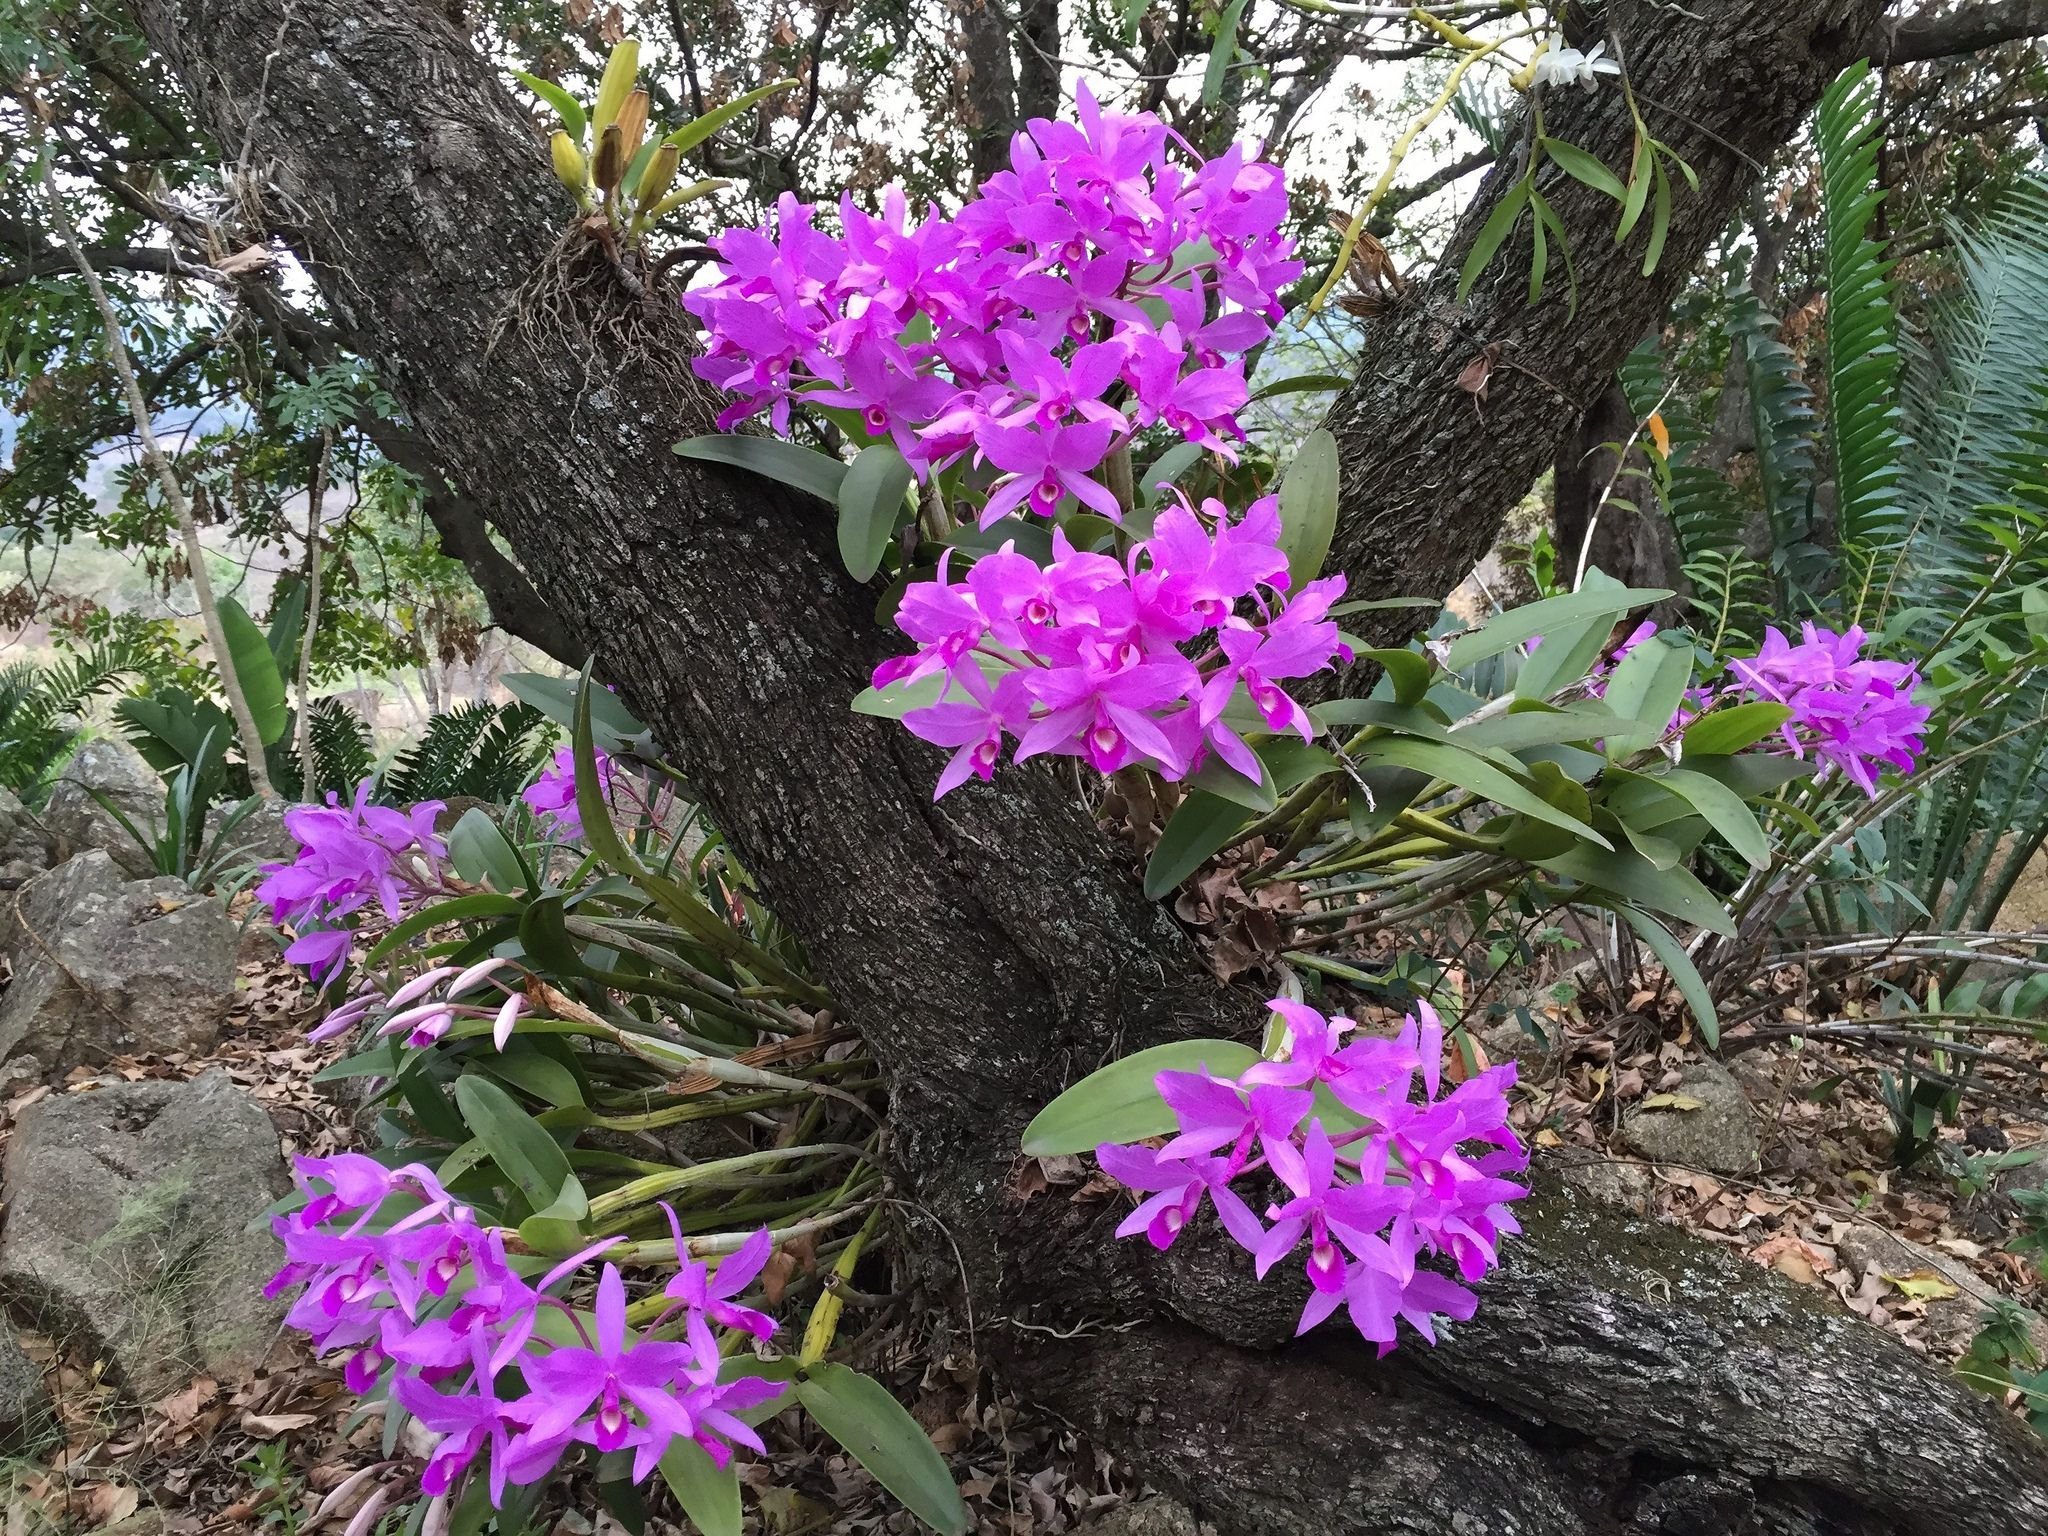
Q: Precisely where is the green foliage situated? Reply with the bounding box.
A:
[0,637,145,804]
[382,700,554,805]
[1960,1297,2048,1436]
[1818,61,1909,612]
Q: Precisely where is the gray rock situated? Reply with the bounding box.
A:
[1621,1058,1761,1176]
[0,1316,51,1453]
[0,787,53,888]
[203,796,298,870]
[0,1070,289,1400]
[1834,1225,2048,1359]
[1549,1149,1657,1217]
[43,738,167,878]
[0,851,239,1082]
[1481,1018,1560,1080]
[1084,1499,1209,1536]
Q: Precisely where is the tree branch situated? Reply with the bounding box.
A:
[1885,0,2048,63]
[1321,0,1890,649]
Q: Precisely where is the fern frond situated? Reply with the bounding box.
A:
[382,702,553,804]
[1818,61,1908,613]
[306,697,376,798]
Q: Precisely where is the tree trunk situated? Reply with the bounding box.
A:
[130,1,2048,1529]
[1552,375,1683,598]
[1324,0,1886,649]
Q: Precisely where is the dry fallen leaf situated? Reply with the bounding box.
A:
[240,1410,319,1438]
[1886,1269,1961,1301]
[1638,1092,1707,1112]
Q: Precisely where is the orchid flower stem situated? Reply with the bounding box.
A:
[1307,26,1527,314]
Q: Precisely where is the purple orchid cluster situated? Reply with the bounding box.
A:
[1584,621,1927,795]
[1097,998,1527,1349]
[255,783,452,984]
[270,1154,785,1503]
[683,83,1298,516]
[1726,622,1929,795]
[521,745,613,839]
[879,492,1349,795]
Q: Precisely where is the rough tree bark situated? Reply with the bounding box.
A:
[128,0,2048,1530]
[1323,0,1887,649]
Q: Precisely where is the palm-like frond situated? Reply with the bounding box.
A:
[1818,60,1908,610]
[0,638,146,804]
[383,701,553,805]
[1884,180,2048,627]
[305,697,376,798]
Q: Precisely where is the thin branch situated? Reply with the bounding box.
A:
[35,139,276,797]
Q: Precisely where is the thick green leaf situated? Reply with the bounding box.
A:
[217,596,289,746]
[851,654,1009,719]
[1360,648,1431,707]
[1022,1039,1261,1155]
[1276,429,1339,587]
[447,807,529,893]
[838,443,914,581]
[666,78,799,157]
[1183,755,1277,813]
[659,1441,741,1536]
[1652,767,1771,869]
[1144,792,1251,899]
[1540,136,1627,202]
[1354,736,1610,848]
[796,1364,968,1535]
[674,435,847,504]
[502,672,655,756]
[483,1049,586,1110]
[1450,702,1613,753]
[1348,762,1429,838]
[1538,844,1736,936]
[311,1041,402,1082]
[452,1074,575,1213]
[1249,372,1354,402]
[265,576,309,674]
[1680,752,1813,799]
[1614,904,1721,1046]
[365,893,524,964]
[1459,180,1530,301]
[1681,701,1793,757]
[1513,610,1613,701]
[1601,630,1694,750]
[1138,440,1206,504]
[514,69,588,143]
[1444,585,1671,671]
[1257,736,1340,792]
[1202,0,1247,106]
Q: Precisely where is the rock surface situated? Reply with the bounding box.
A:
[1834,1224,2048,1359]
[1621,1057,1761,1175]
[1548,1148,1657,1216]
[42,738,166,878]
[0,787,53,889]
[0,1070,288,1399]
[203,796,298,870]
[0,1316,50,1453]
[0,851,239,1083]
[1481,1017,1560,1080]
[1083,1499,1211,1536]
